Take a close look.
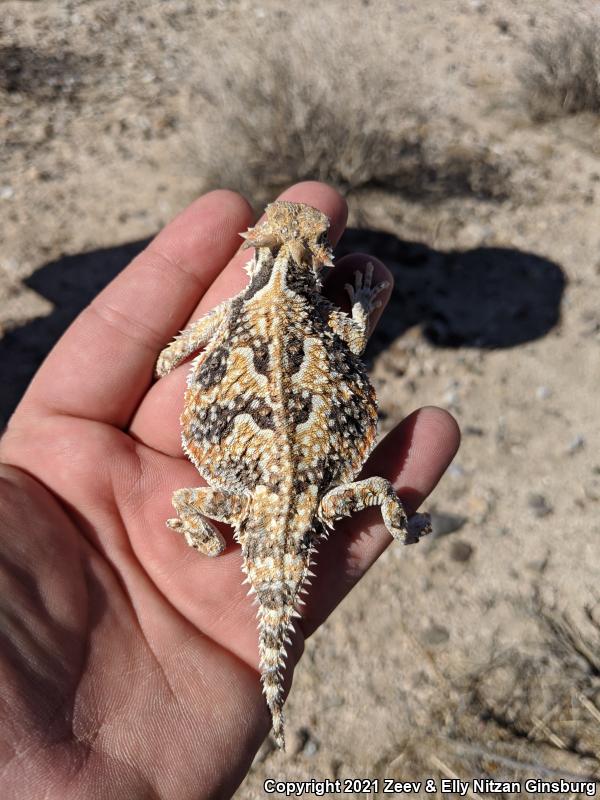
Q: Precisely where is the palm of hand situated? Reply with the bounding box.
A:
[0,184,458,800]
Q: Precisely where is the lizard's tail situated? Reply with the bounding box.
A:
[256,586,300,751]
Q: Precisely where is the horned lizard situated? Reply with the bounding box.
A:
[155,201,431,749]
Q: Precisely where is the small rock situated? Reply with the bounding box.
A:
[464,425,484,437]
[430,511,467,537]
[448,463,465,479]
[466,492,493,523]
[536,385,552,400]
[450,540,474,562]
[443,380,461,409]
[567,435,585,454]
[526,556,548,573]
[1,258,18,273]
[528,492,553,518]
[423,624,450,646]
[495,417,508,448]
[0,185,14,200]
[295,727,320,756]
[580,311,600,337]
[443,389,460,408]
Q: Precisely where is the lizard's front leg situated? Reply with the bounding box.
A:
[167,487,248,556]
[155,299,232,377]
[328,262,389,355]
[318,477,432,544]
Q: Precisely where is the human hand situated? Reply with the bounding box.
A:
[0,182,460,799]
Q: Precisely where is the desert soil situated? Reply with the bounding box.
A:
[1,1,599,798]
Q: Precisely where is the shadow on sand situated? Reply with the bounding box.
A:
[1,239,150,427]
[337,228,566,361]
[1,229,565,427]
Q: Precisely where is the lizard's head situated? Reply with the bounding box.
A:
[240,201,334,272]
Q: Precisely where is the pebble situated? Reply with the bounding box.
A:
[296,727,320,756]
[466,492,493,523]
[464,425,484,437]
[536,385,552,400]
[450,540,474,562]
[567,434,585,454]
[526,557,549,573]
[527,492,553,517]
[443,379,461,408]
[422,624,450,646]
[448,463,466,479]
[0,258,18,273]
[443,389,460,408]
[0,186,14,200]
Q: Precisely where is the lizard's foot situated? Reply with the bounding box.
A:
[167,514,225,556]
[345,262,389,316]
[167,487,247,556]
[318,476,431,545]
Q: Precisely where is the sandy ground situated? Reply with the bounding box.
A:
[1,1,599,797]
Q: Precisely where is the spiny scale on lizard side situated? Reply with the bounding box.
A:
[155,200,431,749]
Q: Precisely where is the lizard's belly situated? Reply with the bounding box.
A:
[180,312,378,496]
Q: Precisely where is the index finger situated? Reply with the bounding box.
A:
[14,191,254,428]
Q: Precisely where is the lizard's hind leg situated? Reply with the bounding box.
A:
[168,487,247,556]
[318,477,431,544]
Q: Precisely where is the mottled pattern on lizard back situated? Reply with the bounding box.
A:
[182,255,378,515]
